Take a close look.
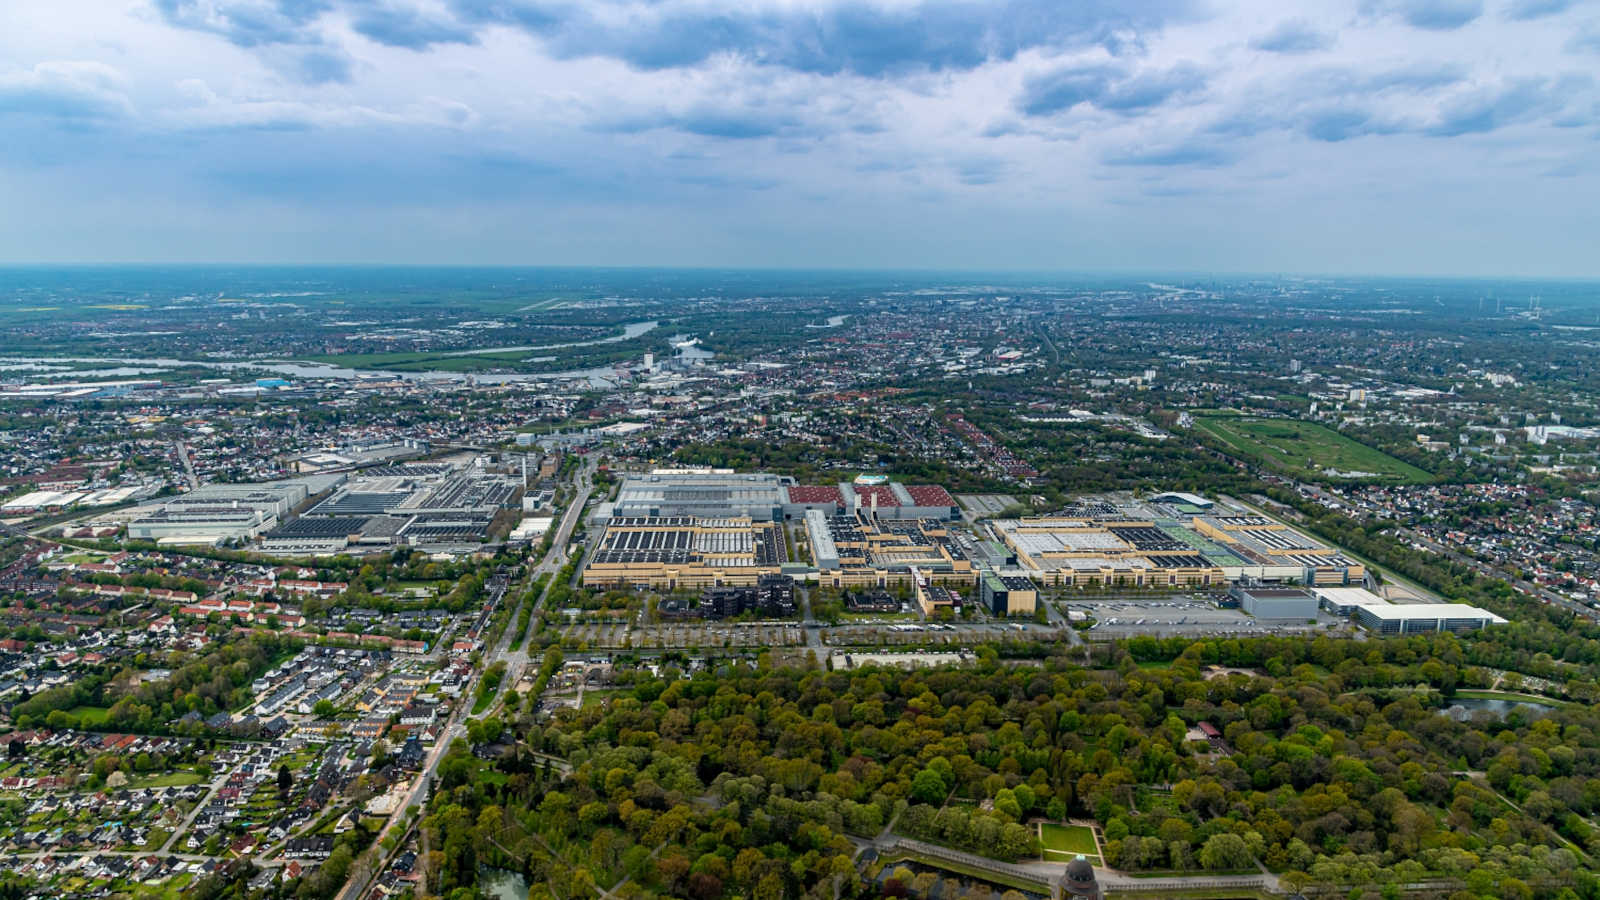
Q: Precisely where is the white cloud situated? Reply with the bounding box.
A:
[0,0,1592,273]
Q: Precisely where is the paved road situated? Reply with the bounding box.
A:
[499,457,595,682]
[1398,525,1595,619]
[158,769,233,854]
[797,586,826,655]
[173,440,200,491]
[5,849,286,865]
[334,699,468,900]
[1286,481,1597,621]
[335,458,593,900]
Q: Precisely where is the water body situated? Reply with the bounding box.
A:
[1,329,711,387]
[441,319,658,356]
[1440,696,1556,720]
[806,314,850,328]
[31,366,171,379]
[0,362,69,372]
[479,867,531,900]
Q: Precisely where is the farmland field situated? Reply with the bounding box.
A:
[1195,415,1432,483]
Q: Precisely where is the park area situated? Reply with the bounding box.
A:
[1039,823,1099,864]
[1195,415,1431,483]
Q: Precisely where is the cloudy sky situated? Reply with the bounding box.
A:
[2,0,1597,274]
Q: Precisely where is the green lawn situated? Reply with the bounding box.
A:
[471,687,499,715]
[1195,414,1432,483]
[130,771,204,789]
[580,689,618,709]
[1451,689,1571,708]
[1040,823,1099,862]
[67,705,110,725]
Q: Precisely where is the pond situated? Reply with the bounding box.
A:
[1440,696,1557,721]
[479,866,531,900]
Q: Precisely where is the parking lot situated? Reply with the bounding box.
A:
[822,621,1066,646]
[1068,595,1343,638]
[557,621,806,649]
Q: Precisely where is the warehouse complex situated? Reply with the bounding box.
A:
[594,470,961,524]
[125,461,522,554]
[1312,587,1506,633]
[580,476,1511,633]
[585,469,968,589]
[1228,585,1319,621]
[582,515,789,589]
[804,510,973,588]
[127,475,344,545]
[992,496,1365,587]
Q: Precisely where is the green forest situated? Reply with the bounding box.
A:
[410,629,1600,900]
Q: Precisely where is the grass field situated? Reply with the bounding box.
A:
[130,771,205,789]
[1040,823,1099,863]
[1451,689,1570,708]
[581,688,618,709]
[1195,415,1431,483]
[67,705,109,725]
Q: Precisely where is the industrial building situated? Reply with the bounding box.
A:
[804,510,973,588]
[127,506,275,544]
[916,582,961,617]
[258,463,520,555]
[992,516,1227,587]
[128,475,345,546]
[1353,602,1507,634]
[784,480,960,521]
[1229,585,1318,620]
[1312,587,1506,634]
[981,573,1038,617]
[584,470,965,591]
[594,469,961,524]
[991,494,1363,587]
[581,515,788,589]
[601,469,790,521]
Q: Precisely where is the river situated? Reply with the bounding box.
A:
[0,322,705,387]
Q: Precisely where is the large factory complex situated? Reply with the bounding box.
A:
[100,461,1507,633]
[989,495,1367,588]
[584,470,971,594]
[121,459,526,555]
[580,470,1506,632]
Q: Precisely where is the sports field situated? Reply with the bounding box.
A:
[1040,823,1100,863]
[1195,415,1431,483]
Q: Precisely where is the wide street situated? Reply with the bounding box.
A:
[336,456,595,900]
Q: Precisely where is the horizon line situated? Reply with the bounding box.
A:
[1,262,1598,282]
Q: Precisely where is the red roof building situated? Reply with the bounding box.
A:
[905,485,956,507]
[786,485,844,505]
